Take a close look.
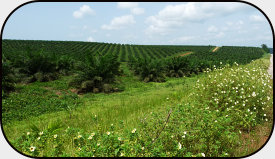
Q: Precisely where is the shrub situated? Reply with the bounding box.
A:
[2,58,15,95]
[69,52,121,93]
[193,61,273,131]
[261,44,270,53]
[23,49,57,75]
[8,48,59,83]
[164,57,191,77]
[55,55,74,75]
[129,58,166,82]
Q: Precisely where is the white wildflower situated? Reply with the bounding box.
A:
[88,135,93,140]
[30,146,36,152]
[178,142,182,150]
[252,92,256,97]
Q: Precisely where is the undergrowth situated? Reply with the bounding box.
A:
[6,56,273,157]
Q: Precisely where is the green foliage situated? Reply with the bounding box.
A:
[2,82,81,123]
[129,46,264,82]
[2,40,213,63]
[1,40,272,157]
[69,51,121,93]
[23,48,56,75]
[164,56,191,77]
[261,44,270,53]
[56,55,74,75]
[2,45,76,84]
[193,60,273,130]
[2,57,15,95]
[3,55,273,157]
[129,58,166,82]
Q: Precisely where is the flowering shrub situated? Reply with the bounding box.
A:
[193,60,272,130]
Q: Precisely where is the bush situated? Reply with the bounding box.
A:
[7,48,59,83]
[69,52,121,93]
[23,49,57,75]
[2,58,15,94]
[164,57,191,77]
[261,44,270,53]
[129,58,166,82]
[55,55,74,75]
[4,48,75,84]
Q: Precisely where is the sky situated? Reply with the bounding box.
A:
[2,2,273,47]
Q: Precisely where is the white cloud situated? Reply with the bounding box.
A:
[101,15,136,30]
[216,32,225,38]
[90,29,97,33]
[221,26,228,31]
[73,5,95,19]
[226,20,244,30]
[87,36,95,42]
[177,36,197,42]
[82,25,97,33]
[169,36,198,44]
[117,2,139,9]
[208,25,218,32]
[145,2,247,35]
[83,25,88,30]
[131,7,145,15]
[226,21,233,26]
[117,2,145,15]
[250,15,265,22]
[238,20,244,25]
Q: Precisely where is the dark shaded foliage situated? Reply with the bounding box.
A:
[2,56,15,96]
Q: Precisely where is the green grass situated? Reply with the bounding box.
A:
[2,54,273,157]
[2,64,202,140]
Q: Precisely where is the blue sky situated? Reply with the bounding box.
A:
[2,2,273,47]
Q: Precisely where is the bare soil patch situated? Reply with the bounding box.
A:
[179,52,193,57]
[212,46,219,52]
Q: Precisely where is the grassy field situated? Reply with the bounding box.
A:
[2,52,272,157]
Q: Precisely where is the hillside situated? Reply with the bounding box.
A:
[2,40,214,62]
[1,40,272,157]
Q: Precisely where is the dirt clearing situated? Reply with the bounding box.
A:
[179,52,193,57]
[212,46,219,52]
